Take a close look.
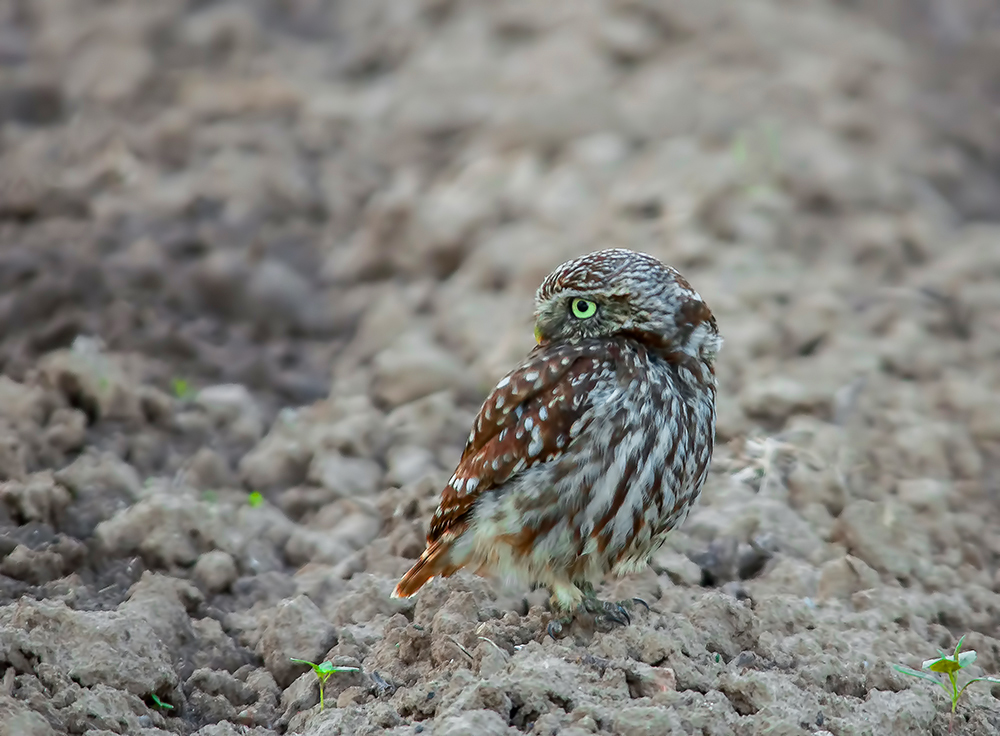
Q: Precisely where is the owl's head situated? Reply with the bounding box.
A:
[533,249,721,364]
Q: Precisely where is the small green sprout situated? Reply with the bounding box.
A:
[289,658,360,710]
[171,377,193,400]
[149,693,174,711]
[247,491,264,508]
[894,635,1000,728]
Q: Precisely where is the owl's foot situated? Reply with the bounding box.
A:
[546,588,650,637]
[582,596,649,629]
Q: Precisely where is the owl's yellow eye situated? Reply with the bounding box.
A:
[570,298,597,319]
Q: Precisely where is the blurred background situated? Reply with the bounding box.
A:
[1,1,1000,734]
[1,0,998,420]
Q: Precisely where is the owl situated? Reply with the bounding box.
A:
[392,249,721,628]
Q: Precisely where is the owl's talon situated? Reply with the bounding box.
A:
[632,597,650,611]
[611,603,631,626]
[547,617,572,639]
[590,600,630,629]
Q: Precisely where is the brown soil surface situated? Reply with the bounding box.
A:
[1,1,999,735]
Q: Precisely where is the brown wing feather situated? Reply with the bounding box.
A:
[392,536,465,598]
[426,340,606,542]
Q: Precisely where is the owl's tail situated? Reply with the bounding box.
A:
[391,538,459,598]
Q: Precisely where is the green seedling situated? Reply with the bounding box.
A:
[247,491,264,508]
[894,635,1000,730]
[289,658,360,710]
[149,693,174,711]
[171,377,194,400]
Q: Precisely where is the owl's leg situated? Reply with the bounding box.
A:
[545,579,586,638]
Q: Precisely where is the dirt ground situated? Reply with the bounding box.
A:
[1,1,999,734]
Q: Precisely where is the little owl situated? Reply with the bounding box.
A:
[393,248,721,631]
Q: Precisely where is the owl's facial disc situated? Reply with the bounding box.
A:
[533,249,720,362]
[533,289,628,343]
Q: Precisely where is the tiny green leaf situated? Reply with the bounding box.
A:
[171,378,192,400]
[290,657,360,712]
[966,676,1000,685]
[894,665,945,684]
[248,491,264,508]
[957,650,977,669]
[926,658,962,675]
[150,693,174,710]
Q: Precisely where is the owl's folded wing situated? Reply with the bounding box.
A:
[391,339,613,599]
[427,340,609,542]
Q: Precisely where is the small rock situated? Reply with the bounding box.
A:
[384,391,473,451]
[0,472,72,526]
[238,432,311,494]
[687,592,760,660]
[284,528,354,567]
[184,448,237,490]
[39,339,144,423]
[311,504,382,549]
[246,259,320,334]
[598,16,660,63]
[831,500,923,579]
[257,595,337,688]
[437,709,511,736]
[62,683,148,734]
[54,452,142,538]
[64,42,153,102]
[385,445,437,487]
[336,685,367,708]
[193,550,238,594]
[371,332,469,408]
[0,544,65,584]
[42,408,87,454]
[896,478,949,515]
[787,463,846,516]
[196,384,264,444]
[741,376,829,423]
[651,550,702,587]
[188,690,237,726]
[308,452,382,498]
[186,668,256,708]
[0,697,59,736]
[0,425,27,481]
[95,494,216,569]
[191,250,250,319]
[280,671,320,717]
[613,705,685,736]
[625,663,677,698]
[817,555,881,601]
[244,667,281,713]
[0,376,48,425]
